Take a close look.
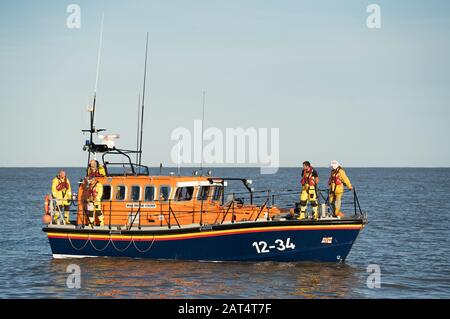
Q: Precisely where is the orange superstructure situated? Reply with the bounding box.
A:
[77,174,281,228]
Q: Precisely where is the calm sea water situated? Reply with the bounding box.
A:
[0,167,449,298]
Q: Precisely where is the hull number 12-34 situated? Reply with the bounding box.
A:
[252,238,295,254]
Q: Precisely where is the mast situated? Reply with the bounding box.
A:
[200,90,206,174]
[177,137,181,176]
[85,13,105,165]
[138,32,149,167]
[135,94,141,164]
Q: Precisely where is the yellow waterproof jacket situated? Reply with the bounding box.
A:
[51,176,72,206]
[86,182,103,211]
[87,165,106,177]
[329,168,352,194]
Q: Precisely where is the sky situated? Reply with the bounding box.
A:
[0,0,449,167]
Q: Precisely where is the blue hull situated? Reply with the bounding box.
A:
[45,221,365,262]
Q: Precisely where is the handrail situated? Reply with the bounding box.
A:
[108,200,112,229]
[254,189,271,221]
[220,199,234,224]
[168,200,171,229]
[101,148,150,176]
[48,187,361,214]
[46,184,364,228]
[231,193,235,223]
[253,198,269,221]
[353,188,363,216]
[168,201,181,228]
[128,200,142,230]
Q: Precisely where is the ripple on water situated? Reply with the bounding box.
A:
[0,168,450,298]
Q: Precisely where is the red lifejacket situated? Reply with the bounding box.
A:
[329,168,343,186]
[301,168,316,186]
[88,182,98,199]
[88,168,102,178]
[56,177,69,191]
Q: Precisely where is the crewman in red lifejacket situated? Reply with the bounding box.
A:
[87,159,106,178]
[299,161,319,220]
[51,170,72,224]
[328,160,353,218]
[85,177,104,227]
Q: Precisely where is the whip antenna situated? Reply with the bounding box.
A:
[85,13,105,165]
[91,13,104,127]
[200,90,206,174]
[136,94,141,164]
[177,137,181,176]
[138,32,149,167]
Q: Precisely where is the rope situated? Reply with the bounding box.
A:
[88,234,111,252]
[110,235,133,252]
[131,234,155,253]
[67,231,154,254]
[67,233,90,251]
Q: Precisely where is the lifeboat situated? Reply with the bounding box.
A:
[42,30,367,262]
[42,149,367,262]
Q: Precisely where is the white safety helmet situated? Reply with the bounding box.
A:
[330,160,340,170]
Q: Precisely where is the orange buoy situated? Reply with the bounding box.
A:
[42,214,52,224]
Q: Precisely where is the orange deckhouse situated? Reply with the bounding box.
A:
[77,158,282,229]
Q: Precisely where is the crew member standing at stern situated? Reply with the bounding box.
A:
[85,177,104,227]
[51,170,72,224]
[328,160,353,218]
[299,161,319,220]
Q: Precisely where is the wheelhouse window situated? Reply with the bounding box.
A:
[130,186,140,201]
[144,186,155,202]
[115,185,126,201]
[174,187,194,201]
[159,186,171,201]
[102,185,111,200]
[197,186,211,201]
[212,186,223,202]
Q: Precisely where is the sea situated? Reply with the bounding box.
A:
[0,167,449,298]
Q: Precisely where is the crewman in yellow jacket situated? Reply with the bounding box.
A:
[328,160,353,218]
[87,159,106,178]
[51,170,72,224]
[85,177,104,227]
[299,161,319,220]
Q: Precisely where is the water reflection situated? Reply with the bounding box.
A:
[44,258,364,298]
[291,263,360,298]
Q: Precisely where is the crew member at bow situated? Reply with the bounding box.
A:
[299,161,319,220]
[51,170,72,224]
[328,160,353,218]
